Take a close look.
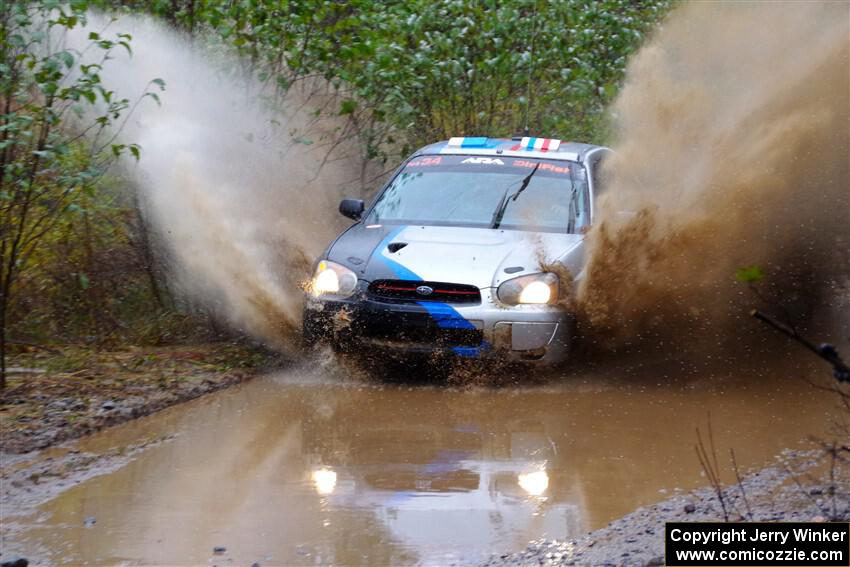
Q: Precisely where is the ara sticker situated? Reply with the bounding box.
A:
[461,157,505,165]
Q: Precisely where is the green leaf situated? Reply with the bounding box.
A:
[736,265,764,283]
[58,51,75,69]
[339,99,358,115]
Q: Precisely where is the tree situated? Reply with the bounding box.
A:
[101,0,671,164]
[0,0,162,386]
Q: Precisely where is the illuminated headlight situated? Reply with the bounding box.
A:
[310,260,358,298]
[497,273,558,305]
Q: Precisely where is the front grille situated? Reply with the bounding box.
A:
[369,280,481,305]
[357,314,483,347]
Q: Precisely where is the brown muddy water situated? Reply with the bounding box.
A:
[2,354,845,566]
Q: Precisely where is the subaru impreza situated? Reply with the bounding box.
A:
[303,136,611,364]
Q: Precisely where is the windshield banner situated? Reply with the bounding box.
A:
[404,154,573,177]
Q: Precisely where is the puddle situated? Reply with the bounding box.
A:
[2,356,845,566]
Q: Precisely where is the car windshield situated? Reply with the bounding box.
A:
[364,154,589,233]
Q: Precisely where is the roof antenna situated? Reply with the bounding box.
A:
[521,1,539,138]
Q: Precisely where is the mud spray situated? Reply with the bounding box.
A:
[578,1,850,356]
[70,15,366,350]
[75,5,848,366]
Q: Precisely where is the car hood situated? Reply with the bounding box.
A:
[326,224,584,289]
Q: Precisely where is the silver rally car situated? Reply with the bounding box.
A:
[303,136,612,364]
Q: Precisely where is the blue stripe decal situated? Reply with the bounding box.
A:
[421,302,474,329]
[452,346,483,357]
[375,226,490,351]
[377,226,420,280]
[375,225,422,282]
[525,136,537,150]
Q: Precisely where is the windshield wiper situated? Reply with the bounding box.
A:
[566,160,578,234]
[491,162,540,229]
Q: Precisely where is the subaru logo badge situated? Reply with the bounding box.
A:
[416,285,434,296]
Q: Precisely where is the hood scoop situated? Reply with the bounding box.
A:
[387,242,408,253]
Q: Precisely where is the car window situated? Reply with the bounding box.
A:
[365,155,588,233]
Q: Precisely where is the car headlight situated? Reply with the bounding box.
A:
[497,273,559,305]
[310,260,358,298]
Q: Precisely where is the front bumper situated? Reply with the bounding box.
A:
[303,285,573,364]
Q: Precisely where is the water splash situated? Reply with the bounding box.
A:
[578,1,849,349]
[73,15,366,349]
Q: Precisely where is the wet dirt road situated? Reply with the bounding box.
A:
[2,355,844,566]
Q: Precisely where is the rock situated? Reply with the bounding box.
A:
[645,557,665,566]
[812,515,827,523]
[84,516,96,527]
[809,487,824,495]
[1,556,29,567]
[7,367,45,375]
[100,400,116,411]
[48,399,71,411]
[213,546,226,554]
[683,502,696,513]
[250,563,260,567]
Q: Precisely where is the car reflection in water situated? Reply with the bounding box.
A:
[311,468,338,495]
[18,369,834,566]
[299,395,584,562]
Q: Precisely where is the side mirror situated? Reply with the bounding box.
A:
[339,198,365,221]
